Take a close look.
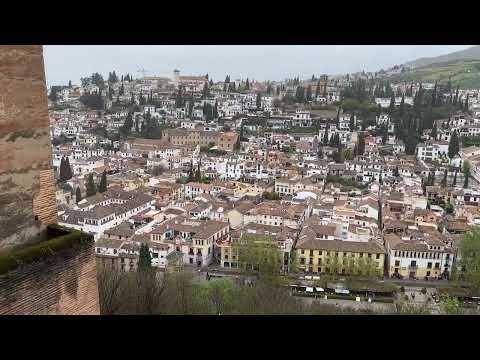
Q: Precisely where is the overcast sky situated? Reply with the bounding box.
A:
[44,45,474,86]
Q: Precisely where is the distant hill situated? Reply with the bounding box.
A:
[381,46,480,89]
[388,60,480,89]
[404,45,480,69]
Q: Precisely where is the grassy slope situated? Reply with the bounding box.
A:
[389,60,480,89]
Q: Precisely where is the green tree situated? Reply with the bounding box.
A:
[138,243,152,271]
[349,112,355,131]
[245,78,250,90]
[98,170,107,193]
[448,131,460,159]
[295,86,305,103]
[195,161,202,182]
[431,122,437,140]
[68,80,72,88]
[49,86,60,102]
[463,160,471,188]
[75,187,82,203]
[441,296,463,315]
[233,234,283,277]
[458,226,480,292]
[256,93,262,109]
[441,168,448,188]
[85,173,96,197]
[357,133,365,155]
[452,170,457,186]
[306,85,312,102]
[120,112,133,136]
[59,157,68,182]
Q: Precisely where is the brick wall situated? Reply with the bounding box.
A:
[0,241,100,315]
[0,45,57,252]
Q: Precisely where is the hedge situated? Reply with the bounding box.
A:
[0,224,93,275]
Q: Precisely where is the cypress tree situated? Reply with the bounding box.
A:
[463,161,471,188]
[256,93,262,109]
[306,85,312,102]
[75,187,82,203]
[448,131,459,159]
[452,170,457,186]
[358,133,365,155]
[195,161,202,182]
[85,173,96,197]
[349,112,355,131]
[138,243,152,271]
[441,168,447,187]
[465,94,470,112]
[399,93,405,116]
[393,166,400,177]
[98,170,107,193]
[323,124,329,146]
[431,123,437,140]
[315,80,321,99]
[65,157,73,180]
[389,93,396,114]
[68,80,72,88]
[245,78,250,90]
[59,157,67,182]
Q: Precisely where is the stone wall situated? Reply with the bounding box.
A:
[0,240,100,315]
[0,45,57,252]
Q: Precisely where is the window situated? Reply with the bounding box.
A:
[376,254,380,259]
[189,258,193,264]
[427,262,432,269]
[426,271,431,277]
[368,253,372,258]
[435,262,440,269]
[300,258,305,265]
[395,260,400,267]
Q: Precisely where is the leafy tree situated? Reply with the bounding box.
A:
[90,72,105,90]
[85,173,97,197]
[138,243,152,271]
[75,187,82,203]
[458,226,480,292]
[448,131,459,159]
[441,296,463,315]
[79,92,104,110]
[232,234,283,276]
[262,192,281,200]
[98,170,107,193]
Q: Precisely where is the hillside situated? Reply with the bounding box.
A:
[388,60,480,89]
[404,45,480,69]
